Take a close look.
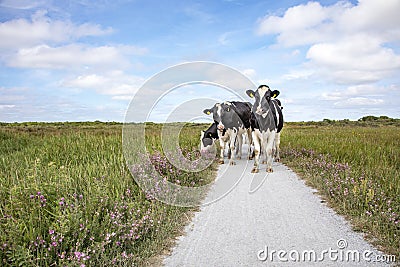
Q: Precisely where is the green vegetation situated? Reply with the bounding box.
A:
[289,115,400,127]
[281,122,399,257]
[0,122,215,266]
[1,117,399,265]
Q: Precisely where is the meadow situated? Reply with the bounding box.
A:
[280,121,399,258]
[0,122,216,266]
[1,119,399,266]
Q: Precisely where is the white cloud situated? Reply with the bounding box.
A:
[6,44,147,70]
[257,1,349,46]
[338,0,400,42]
[0,104,16,110]
[0,0,49,10]
[257,0,400,46]
[112,95,133,100]
[63,74,108,88]
[183,4,214,24]
[334,97,384,108]
[242,68,256,79]
[218,32,230,45]
[0,10,148,71]
[62,71,145,99]
[0,10,113,50]
[322,84,395,100]
[257,0,400,85]
[306,35,400,83]
[281,69,313,81]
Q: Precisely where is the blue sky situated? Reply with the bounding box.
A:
[0,0,399,122]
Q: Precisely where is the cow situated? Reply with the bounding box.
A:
[255,97,283,164]
[246,85,283,173]
[203,101,253,165]
[272,98,283,162]
[200,122,219,153]
[199,122,235,159]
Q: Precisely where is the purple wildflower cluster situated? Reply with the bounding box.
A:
[150,151,182,179]
[283,148,399,230]
[22,189,161,266]
[30,191,47,207]
[58,193,83,209]
[130,150,212,201]
[130,161,168,201]
[107,202,155,244]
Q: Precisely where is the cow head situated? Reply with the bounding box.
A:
[203,102,240,131]
[203,103,220,127]
[246,85,280,118]
[200,130,215,152]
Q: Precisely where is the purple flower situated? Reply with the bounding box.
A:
[49,229,55,235]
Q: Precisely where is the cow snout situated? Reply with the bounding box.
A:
[256,107,264,115]
[217,124,225,131]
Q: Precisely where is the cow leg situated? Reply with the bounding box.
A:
[247,128,254,160]
[226,140,231,159]
[229,129,238,165]
[251,131,260,173]
[218,138,225,164]
[261,142,267,164]
[265,131,276,172]
[236,132,243,160]
[274,132,281,162]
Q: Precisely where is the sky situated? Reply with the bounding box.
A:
[0,0,399,122]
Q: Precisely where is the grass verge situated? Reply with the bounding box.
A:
[280,124,399,259]
[0,123,216,266]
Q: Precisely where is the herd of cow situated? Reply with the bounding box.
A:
[200,85,284,173]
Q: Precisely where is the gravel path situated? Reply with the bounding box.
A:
[163,150,391,266]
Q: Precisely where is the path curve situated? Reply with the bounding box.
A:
[163,150,390,266]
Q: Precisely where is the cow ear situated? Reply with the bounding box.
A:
[272,90,280,98]
[246,90,255,98]
[203,109,212,115]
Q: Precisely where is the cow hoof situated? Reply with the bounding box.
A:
[251,168,259,173]
[267,168,273,173]
[262,160,267,164]
[275,158,280,162]
[229,161,236,166]
[237,156,241,160]
[248,156,254,160]
[218,159,224,164]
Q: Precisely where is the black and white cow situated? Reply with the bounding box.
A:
[271,98,283,161]
[200,122,219,153]
[203,101,253,165]
[200,122,235,159]
[246,85,283,173]
[254,97,283,164]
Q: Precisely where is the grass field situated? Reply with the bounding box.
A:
[1,120,399,265]
[0,122,216,266]
[280,123,400,258]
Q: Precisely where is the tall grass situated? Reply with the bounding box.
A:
[0,123,215,266]
[281,124,399,257]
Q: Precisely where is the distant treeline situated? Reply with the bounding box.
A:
[1,116,399,127]
[287,116,400,127]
